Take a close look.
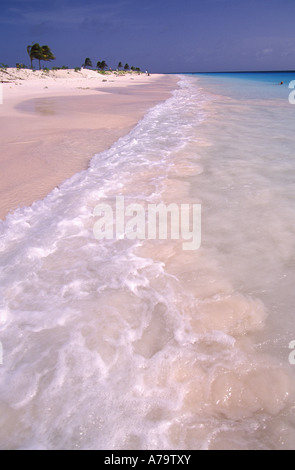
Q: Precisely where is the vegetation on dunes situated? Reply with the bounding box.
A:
[1,45,145,76]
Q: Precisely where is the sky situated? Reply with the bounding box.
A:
[1,0,295,73]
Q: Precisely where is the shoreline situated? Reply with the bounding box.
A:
[0,68,178,220]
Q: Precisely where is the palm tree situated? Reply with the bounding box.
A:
[83,57,93,69]
[117,61,123,70]
[27,43,55,69]
[124,63,130,71]
[27,43,42,69]
[40,45,55,68]
[97,60,108,71]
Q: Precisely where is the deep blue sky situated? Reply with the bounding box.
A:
[1,0,295,73]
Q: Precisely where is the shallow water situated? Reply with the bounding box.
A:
[0,74,295,450]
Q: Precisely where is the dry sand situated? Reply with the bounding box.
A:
[0,68,178,220]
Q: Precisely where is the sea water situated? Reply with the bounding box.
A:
[0,73,295,450]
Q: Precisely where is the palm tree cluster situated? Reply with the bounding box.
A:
[83,57,109,70]
[82,58,141,72]
[25,45,142,73]
[82,58,108,70]
[117,62,140,72]
[97,60,107,71]
[27,43,56,70]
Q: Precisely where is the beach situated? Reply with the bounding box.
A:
[0,71,295,450]
[0,68,178,219]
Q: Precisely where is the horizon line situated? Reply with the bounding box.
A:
[169,70,295,75]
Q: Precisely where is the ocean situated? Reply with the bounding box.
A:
[0,72,295,450]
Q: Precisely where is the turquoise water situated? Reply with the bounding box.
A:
[188,71,295,100]
[0,72,295,449]
[187,73,295,344]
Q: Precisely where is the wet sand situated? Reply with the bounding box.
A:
[0,69,178,220]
